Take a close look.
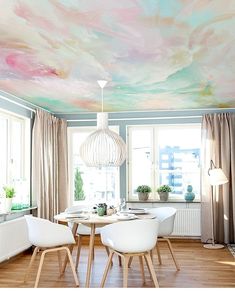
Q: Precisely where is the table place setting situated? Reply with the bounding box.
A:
[115,212,137,220]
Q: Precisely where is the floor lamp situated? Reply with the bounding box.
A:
[203,160,228,249]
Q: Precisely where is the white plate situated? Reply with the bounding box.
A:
[116,214,136,220]
[65,213,88,219]
[128,209,146,214]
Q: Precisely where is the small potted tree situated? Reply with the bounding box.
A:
[3,186,15,212]
[157,185,172,202]
[136,185,151,201]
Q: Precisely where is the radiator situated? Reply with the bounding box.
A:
[172,208,201,237]
[0,217,31,263]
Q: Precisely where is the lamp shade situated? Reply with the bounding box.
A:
[208,168,228,186]
[80,112,126,167]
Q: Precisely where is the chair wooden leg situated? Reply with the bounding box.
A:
[165,238,180,270]
[34,249,46,288]
[144,255,151,276]
[57,250,62,276]
[104,246,113,267]
[128,256,133,268]
[24,246,39,282]
[156,244,162,265]
[118,255,122,267]
[144,252,159,288]
[65,247,79,286]
[139,255,145,284]
[62,222,78,274]
[100,251,114,287]
[75,235,82,270]
[123,255,130,288]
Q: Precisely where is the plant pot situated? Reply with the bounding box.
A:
[158,192,169,202]
[138,192,149,201]
[5,198,13,212]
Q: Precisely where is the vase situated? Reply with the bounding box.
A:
[138,192,149,201]
[158,192,169,202]
[5,198,13,212]
[184,185,195,202]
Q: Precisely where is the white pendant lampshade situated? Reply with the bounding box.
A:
[80,81,126,167]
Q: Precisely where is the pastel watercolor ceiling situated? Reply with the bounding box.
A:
[0,0,235,113]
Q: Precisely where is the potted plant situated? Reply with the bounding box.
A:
[136,185,151,201]
[156,185,172,202]
[3,186,15,212]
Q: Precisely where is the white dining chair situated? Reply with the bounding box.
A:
[148,207,180,270]
[24,215,79,288]
[65,205,111,269]
[100,219,160,288]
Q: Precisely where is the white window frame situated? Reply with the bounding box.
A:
[68,126,121,206]
[127,123,201,201]
[0,109,30,204]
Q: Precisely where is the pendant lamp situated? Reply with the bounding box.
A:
[79,80,126,167]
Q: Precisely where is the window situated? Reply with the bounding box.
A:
[0,110,30,208]
[68,127,120,206]
[128,124,201,201]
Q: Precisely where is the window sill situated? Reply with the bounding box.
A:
[126,200,201,203]
[0,206,37,222]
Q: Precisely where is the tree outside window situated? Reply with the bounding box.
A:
[74,168,85,201]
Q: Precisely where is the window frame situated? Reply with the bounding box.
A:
[127,123,201,202]
[68,126,121,206]
[0,109,30,205]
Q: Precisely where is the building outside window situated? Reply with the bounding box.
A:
[0,110,30,210]
[68,127,120,206]
[128,124,201,201]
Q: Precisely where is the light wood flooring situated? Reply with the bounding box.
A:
[0,239,234,288]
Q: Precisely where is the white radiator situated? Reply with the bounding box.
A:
[172,209,201,237]
[0,217,31,263]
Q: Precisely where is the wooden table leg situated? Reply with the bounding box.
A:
[85,223,96,288]
[62,222,78,273]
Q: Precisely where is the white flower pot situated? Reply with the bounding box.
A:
[5,198,13,212]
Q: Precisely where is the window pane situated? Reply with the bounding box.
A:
[0,111,30,210]
[11,120,22,181]
[70,129,119,205]
[128,124,201,201]
[129,128,152,199]
[157,126,200,197]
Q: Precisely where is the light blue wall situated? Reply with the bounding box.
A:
[1,92,235,201]
[55,108,235,199]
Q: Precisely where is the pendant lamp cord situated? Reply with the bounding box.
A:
[101,87,103,113]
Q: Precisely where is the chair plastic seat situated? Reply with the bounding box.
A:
[24,215,79,287]
[100,219,160,288]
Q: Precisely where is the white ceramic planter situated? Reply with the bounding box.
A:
[5,198,13,212]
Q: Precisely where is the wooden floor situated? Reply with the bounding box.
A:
[0,239,234,288]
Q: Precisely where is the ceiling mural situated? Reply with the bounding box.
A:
[0,0,234,113]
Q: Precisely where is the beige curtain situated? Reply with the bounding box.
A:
[32,109,69,221]
[201,113,235,244]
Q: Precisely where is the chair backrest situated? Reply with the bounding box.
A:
[148,207,176,236]
[24,215,75,248]
[100,219,159,253]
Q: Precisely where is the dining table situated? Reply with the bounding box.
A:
[54,211,156,288]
